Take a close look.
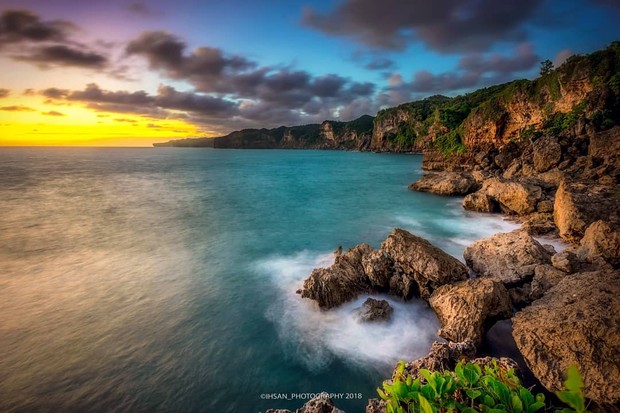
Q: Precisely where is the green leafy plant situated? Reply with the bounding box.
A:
[378,361,590,413]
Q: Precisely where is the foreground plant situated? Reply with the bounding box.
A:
[377,361,588,413]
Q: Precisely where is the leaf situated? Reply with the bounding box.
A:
[466,389,482,400]
[564,365,584,393]
[527,401,545,413]
[483,394,496,407]
[455,362,465,382]
[421,383,436,401]
[418,394,434,413]
[377,388,387,400]
[519,388,534,407]
[512,394,523,413]
[463,363,481,385]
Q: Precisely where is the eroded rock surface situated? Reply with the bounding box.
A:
[356,298,393,322]
[409,172,478,196]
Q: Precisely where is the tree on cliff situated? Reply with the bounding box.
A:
[540,59,554,76]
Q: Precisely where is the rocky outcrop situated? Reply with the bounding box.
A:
[551,250,580,273]
[532,136,563,172]
[266,393,345,413]
[355,298,393,322]
[299,244,373,309]
[299,229,468,307]
[408,172,478,195]
[553,182,620,244]
[577,220,620,266]
[462,192,499,213]
[463,178,544,215]
[429,278,512,345]
[529,264,567,300]
[463,231,552,286]
[381,229,468,300]
[512,269,620,408]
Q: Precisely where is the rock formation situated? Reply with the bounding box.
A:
[408,172,478,195]
[355,298,393,322]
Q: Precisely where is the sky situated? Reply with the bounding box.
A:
[0,0,618,146]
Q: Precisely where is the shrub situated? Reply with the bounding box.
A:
[377,362,589,413]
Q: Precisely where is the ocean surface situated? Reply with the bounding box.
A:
[0,147,521,412]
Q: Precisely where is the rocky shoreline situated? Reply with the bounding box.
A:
[266,126,619,413]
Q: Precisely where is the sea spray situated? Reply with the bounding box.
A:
[258,251,440,373]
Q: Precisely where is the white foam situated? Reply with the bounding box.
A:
[257,251,439,372]
[533,235,570,253]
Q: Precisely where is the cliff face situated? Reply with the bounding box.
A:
[156,42,620,154]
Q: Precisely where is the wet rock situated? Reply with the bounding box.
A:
[408,172,479,196]
[464,231,552,286]
[577,220,620,267]
[553,181,619,244]
[381,229,468,300]
[299,244,373,309]
[533,136,562,172]
[429,278,513,345]
[512,269,620,408]
[356,298,393,322]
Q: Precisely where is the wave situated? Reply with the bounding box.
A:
[257,251,440,373]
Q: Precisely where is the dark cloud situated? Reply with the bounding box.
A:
[0,88,10,98]
[364,57,396,71]
[42,87,69,99]
[0,9,74,46]
[41,110,65,116]
[302,0,543,52]
[0,105,36,111]
[127,2,161,16]
[155,85,239,116]
[67,83,151,105]
[14,45,107,68]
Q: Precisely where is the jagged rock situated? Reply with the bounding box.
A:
[299,244,373,309]
[533,136,562,172]
[578,220,620,267]
[464,231,552,286]
[551,250,579,273]
[393,340,477,381]
[519,213,556,235]
[361,250,394,289]
[462,192,499,213]
[429,278,513,345]
[509,283,533,307]
[365,399,386,413]
[536,200,554,213]
[464,178,543,215]
[512,269,620,408]
[469,356,520,373]
[553,181,619,244]
[296,393,345,413]
[381,229,468,300]
[356,298,393,322]
[408,172,478,196]
[529,264,567,300]
[494,141,521,170]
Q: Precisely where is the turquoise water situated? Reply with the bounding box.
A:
[0,148,518,412]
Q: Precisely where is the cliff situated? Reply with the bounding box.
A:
[155,42,620,153]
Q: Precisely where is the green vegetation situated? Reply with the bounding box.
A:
[377,362,589,413]
[540,59,555,76]
[331,114,374,136]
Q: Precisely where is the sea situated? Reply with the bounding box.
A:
[0,147,524,412]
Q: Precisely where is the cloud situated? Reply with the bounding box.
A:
[0,88,10,98]
[364,57,396,71]
[0,105,36,111]
[302,0,543,52]
[0,9,74,46]
[41,110,65,116]
[127,2,161,17]
[14,45,107,68]
[554,49,574,66]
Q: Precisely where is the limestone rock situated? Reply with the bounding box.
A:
[365,399,386,413]
[462,192,499,213]
[551,250,579,273]
[408,172,478,196]
[394,340,477,381]
[553,181,619,244]
[381,229,468,300]
[519,213,556,235]
[529,264,567,300]
[464,231,552,286]
[512,270,620,408]
[533,136,562,172]
[296,393,345,413]
[578,220,620,267]
[356,298,393,322]
[429,278,513,345]
[299,244,373,309]
[361,250,394,289]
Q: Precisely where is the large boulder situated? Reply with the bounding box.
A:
[355,298,393,322]
[381,229,468,300]
[464,231,552,286]
[462,192,499,213]
[533,136,563,172]
[464,178,543,215]
[512,270,620,408]
[299,244,373,309]
[429,278,512,345]
[578,220,620,267]
[361,250,394,290]
[529,264,567,300]
[553,181,619,244]
[393,340,477,381]
[408,172,478,196]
